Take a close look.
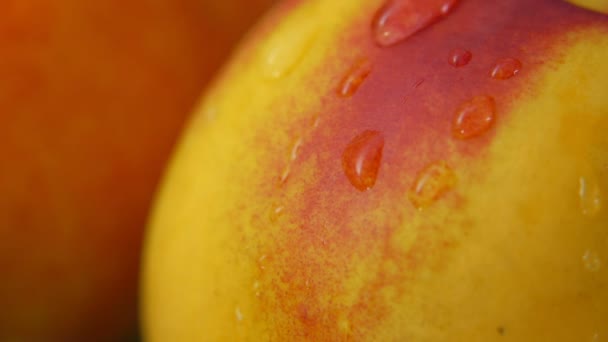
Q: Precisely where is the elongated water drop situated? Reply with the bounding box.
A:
[579,175,602,217]
[342,130,385,191]
[448,48,472,67]
[409,161,456,209]
[337,58,372,97]
[490,58,522,80]
[452,95,496,139]
[372,0,460,47]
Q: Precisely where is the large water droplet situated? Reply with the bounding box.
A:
[579,175,602,217]
[448,48,472,67]
[409,161,456,209]
[260,12,317,79]
[338,58,372,97]
[342,130,385,191]
[490,58,522,80]
[452,95,496,139]
[372,0,460,47]
[582,249,601,272]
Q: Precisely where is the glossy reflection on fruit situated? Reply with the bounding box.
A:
[143,0,608,341]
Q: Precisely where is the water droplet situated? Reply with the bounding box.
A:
[279,164,291,185]
[291,138,303,161]
[342,130,385,191]
[582,250,601,272]
[258,254,268,271]
[490,58,522,80]
[269,205,285,223]
[452,95,496,139]
[235,306,244,322]
[448,48,472,67]
[409,161,456,209]
[311,114,321,129]
[337,58,372,97]
[260,11,317,79]
[579,176,602,217]
[592,332,600,342]
[372,0,460,47]
[253,281,262,297]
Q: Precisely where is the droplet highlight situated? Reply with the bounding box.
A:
[490,58,522,80]
[372,0,460,47]
[579,175,602,217]
[269,205,285,223]
[338,58,372,97]
[409,161,456,209]
[235,306,244,322]
[582,250,601,272]
[342,130,385,191]
[448,48,472,67]
[452,95,496,139]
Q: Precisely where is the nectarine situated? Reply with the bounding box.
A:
[143,0,608,340]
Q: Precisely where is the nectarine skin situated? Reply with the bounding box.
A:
[144,0,608,341]
[0,0,273,340]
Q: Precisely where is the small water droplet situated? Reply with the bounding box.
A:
[269,205,285,223]
[311,114,321,129]
[409,161,456,209]
[582,250,601,272]
[260,11,317,79]
[490,58,522,80]
[337,58,372,97]
[579,176,602,217]
[452,95,496,139]
[592,332,600,342]
[253,281,262,297]
[342,130,385,191]
[448,48,472,67]
[291,138,303,161]
[372,0,460,47]
[235,306,244,322]
[258,254,268,271]
[279,165,291,185]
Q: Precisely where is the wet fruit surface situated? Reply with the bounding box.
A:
[337,58,373,97]
[372,0,460,46]
[143,0,608,341]
[490,58,522,80]
[452,95,496,139]
[342,130,385,191]
[448,48,473,67]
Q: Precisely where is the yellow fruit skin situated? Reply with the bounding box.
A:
[143,0,608,341]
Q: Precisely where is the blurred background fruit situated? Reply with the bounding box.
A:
[0,0,274,340]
